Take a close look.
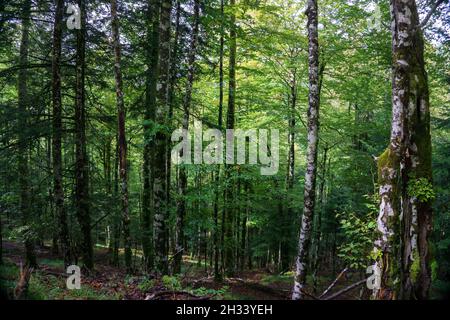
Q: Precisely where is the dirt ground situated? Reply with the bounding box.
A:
[1,241,365,300]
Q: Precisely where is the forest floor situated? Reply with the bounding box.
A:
[0,241,364,300]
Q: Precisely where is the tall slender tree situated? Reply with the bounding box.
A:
[292,0,320,300]
[110,0,132,272]
[224,0,237,277]
[213,0,225,282]
[282,68,297,272]
[142,0,160,272]
[52,0,71,267]
[17,0,36,268]
[153,0,172,275]
[174,0,200,274]
[75,0,93,270]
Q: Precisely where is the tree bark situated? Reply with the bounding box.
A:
[174,0,200,275]
[292,0,320,300]
[142,0,160,272]
[52,0,72,268]
[17,0,36,268]
[110,0,132,272]
[224,0,237,278]
[312,145,328,292]
[153,0,172,275]
[213,0,225,282]
[75,0,93,270]
[282,70,297,272]
[373,0,433,300]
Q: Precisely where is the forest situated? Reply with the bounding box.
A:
[0,0,449,301]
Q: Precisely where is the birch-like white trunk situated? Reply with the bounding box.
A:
[373,0,433,300]
[292,0,320,300]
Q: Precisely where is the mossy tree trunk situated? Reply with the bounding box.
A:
[373,0,433,300]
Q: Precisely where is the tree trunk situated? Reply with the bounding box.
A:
[174,0,200,274]
[224,0,237,278]
[142,0,160,272]
[292,0,320,300]
[213,0,225,282]
[52,0,72,268]
[75,0,93,271]
[312,146,328,292]
[373,0,433,300]
[111,135,120,266]
[240,182,249,271]
[282,71,297,272]
[17,0,36,268]
[153,0,172,275]
[110,0,132,272]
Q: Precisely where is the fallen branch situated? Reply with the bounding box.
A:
[190,276,214,287]
[319,267,348,299]
[323,279,366,300]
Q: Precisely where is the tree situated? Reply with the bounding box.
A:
[224,0,237,278]
[373,0,435,300]
[292,0,321,300]
[142,0,161,272]
[17,0,37,268]
[213,0,225,282]
[110,0,132,272]
[153,0,172,275]
[174,0,200,274]
[75,0,93,270]
[52,0,71,267]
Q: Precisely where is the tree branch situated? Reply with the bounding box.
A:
[419,0,447,29]
[319,267,348,299]
[323,279,366,300]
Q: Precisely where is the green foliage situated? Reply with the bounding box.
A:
[138,278,155,292]
[9,225,38,243]
[337,197,377,269]
[190,286,229,298]
[407,178,436,203]
[260,274,293,285]
[0,260,19,299]
[0,0,448,300]
[38,258,64,269]
[162,275,182,291]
